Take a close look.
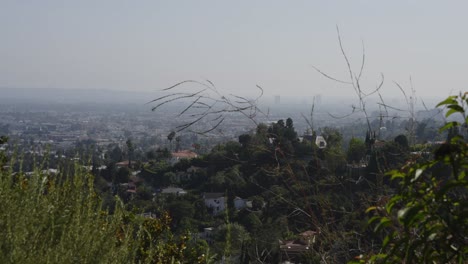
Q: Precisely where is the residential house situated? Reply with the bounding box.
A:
[115,160,132,168]
[199,227,214,245]
[203,192,225,215]
[234,196,247,210]
[170,150,198,165]
[279,230,318,263]
[160,187,187,196]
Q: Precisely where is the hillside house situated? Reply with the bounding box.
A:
[203,194,247,215]
[170,150,198,165]
[160,187,187,196]
[234,196,247,210]
[279,230,318,263]
[203,192,225,215]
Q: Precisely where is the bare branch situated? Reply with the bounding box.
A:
[357,39,365,81]
[149,80,266,134]
[378,92,389,116]
[327,111,358,119]
[195,117,225,135]
[394,81,409,107]
[310,65,353,84]
[162,80,209,91]
[362,73,385,99]
[150,89,208,111]
[376,102,406,112]
[421,98,429,111]
[336,25,355,89]
[177,96,202,117]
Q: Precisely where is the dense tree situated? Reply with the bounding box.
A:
[167,200,195,228]
[108,145,123,163]
[347,137,367,163]
[126,138,134,167]
[394,134,409,149]
[212,223,250,261]
[115,167,130,183]
[167,131,176,150]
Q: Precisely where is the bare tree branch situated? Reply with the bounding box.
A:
[310,65,352,84]
[149,80,266,135]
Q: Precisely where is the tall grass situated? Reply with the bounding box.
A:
[0,156,189,263]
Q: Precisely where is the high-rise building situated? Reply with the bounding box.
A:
[274,95,281,104]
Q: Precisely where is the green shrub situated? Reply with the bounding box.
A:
[0,157,198,263]
[357,93,468,263]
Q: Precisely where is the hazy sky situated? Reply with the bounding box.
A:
[0,1,466,100]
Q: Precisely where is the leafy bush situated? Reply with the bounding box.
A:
[358,93,468,263]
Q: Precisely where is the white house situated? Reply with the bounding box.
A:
[203,192,225,215]
[234,196,247,210]
[315,136,327,149]
[160,187,187,196]
[199,227,214,245]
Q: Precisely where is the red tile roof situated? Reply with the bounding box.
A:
[171,150,198,159]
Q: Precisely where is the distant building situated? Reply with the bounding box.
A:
[346,163,367,181]
[279,230,318,263]
[120,182,136,194]
[203,192,225,215]
[170,150,198,165]
[315,136,327,149]
[234,196,247,210]
[274,95,281,104]
[116,160,132,168]
[202,193,246,215]
[160,187,187,196]
[199,227,214,245]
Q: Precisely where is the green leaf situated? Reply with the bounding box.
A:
[439,121,458,132]
[447,104,464,112]
[446,108,461,118]
[368,216,381,225]
[400,205,423,226]
[436,96,457,107]
[387,195,402,214]
[391,171,405,180]
[374,217,391,232]
[382,235,391,247]
[366,206,377,213]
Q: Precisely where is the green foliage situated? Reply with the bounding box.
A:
[394,134,409,149]
[0,157,200,263]
[116,166,131,183]
[362,93,468,263]
[0,136,7,168]
[108,145,124,163]
[347,137,366,163]
[167,200,195,227]
[241,212,262,234]
[212,223,250,260]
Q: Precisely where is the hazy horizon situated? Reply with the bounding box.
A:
[1,1,465,100]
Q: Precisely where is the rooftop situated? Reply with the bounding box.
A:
[171,150,198,159]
